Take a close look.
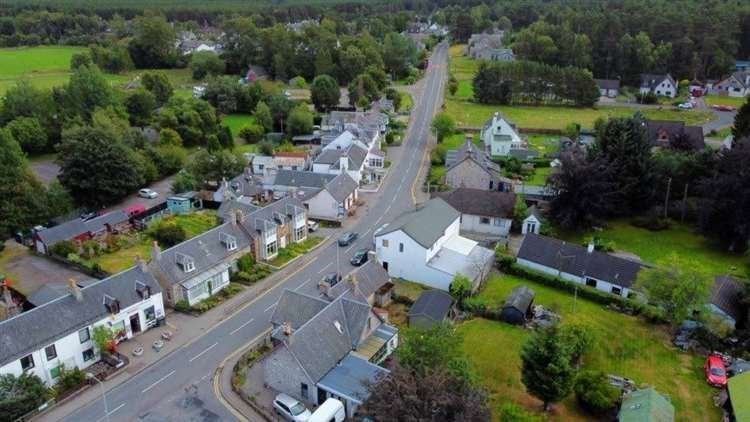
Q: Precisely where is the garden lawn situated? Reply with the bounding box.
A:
[526,166,552,186]
[459,274,720,421]
[222,113,257,135]
[704,95,748,108]
[91,211,219,274]
[446,99,716,130]
[561,220,749,279]
[399,92,414,112]
[448,44,478,101]
[525,133,560,156]
[267,236,323,268]
[392,278,428,302]
[0,46,86,93]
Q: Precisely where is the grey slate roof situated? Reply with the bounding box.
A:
[645,120,706,151]
[26,284,68,307]
[317,354,389,403]
[325,173,358,203]
[217,199,259,221]
[711,275,747,322]
[595,79,620,90]
[84,210,130,232]
[271,289,330,330]
[273,170,336,189]
[517,233,643,288]
[238,196,306,234]
[509,148,539,161]
[640,73,676,90]
[445,140,501,176]
[36,219,89,245]
[503,286,535,313]
[409,290,453,322]
[326,259,390,302]
[315,144,368,170]
[375,198,460,249]
[0,266,161,367]
[435,188,516,218]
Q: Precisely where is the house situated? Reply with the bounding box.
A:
[271,170,359,221]
[709,275,747,329]
[324,259,393,308]
[166,191,202,215]
[434,188,515,237]
[618,388,675,422]
[274,151,310,172]
[250,155,276,177]
[481,112,527,157]
[374,198,494,291]
[594,79,620,98]
[522,205,543,235]
[34,211,132,254]
[729,372,750,422]
[516,233,644,297]
[408,290,454,329]
[312,143,369,185]
[0,265,165,386]
[214,172,265,204]
[217,198,259,221]
[467,32,515,62]
[236,197,308,263]
[264,288,398,418]
[314,130,386,185]
[445,137,513,192]
[689,80,706,97]
[710,71,750,97]
[645,120,706,151]
[639,74,678,98]
[500,286,535,325]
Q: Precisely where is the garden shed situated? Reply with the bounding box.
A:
[408,290,454,330]
[500,286,535,325]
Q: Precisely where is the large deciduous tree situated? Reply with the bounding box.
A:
[286,104,314,136]
[310,74,340,112]
[124,89,157,127]
[733,98,750,141]
[55,64,116,122]
[186,150,244,185]
[142,71,174,106]
[0,373,51,421]
[635,255,711,322]
[128,15,177,68]
[430,112,455,143]
[190,51,225,80]
[6,117,47,153]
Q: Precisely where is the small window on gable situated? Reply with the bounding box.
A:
[382,239,389,247]
[220,232,237,251]
[176,252,195,273]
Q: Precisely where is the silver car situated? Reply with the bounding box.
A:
[273,393,311,422]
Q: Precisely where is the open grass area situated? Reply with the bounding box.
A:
[526,166,552,186]
[526,133,561,156]
[459,274,720,421]
[266,236,324,268]
[392,278,428,302]
[560,219,749,279]
[399,92,414,112]
[0,46,85,93]
[223,113,257,135]
[445,99,716,130]
[704,95,749,108]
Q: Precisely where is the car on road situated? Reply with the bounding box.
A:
[79,211,98,221]
[338,231,358,246]
[704,354,728,388]
[320,272,342,288]
[273,393,311,422]
[138,188,159,199]
[677,102,694,110]
[712,104,736,112]
[307,220,319,232]
[350,249,369,266]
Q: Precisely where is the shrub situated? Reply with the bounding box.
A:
[499,403,542,422]
[175,300,191,313]
[495,251,516,272]
[54,366,86,396]
[151,222,186,247]
[631,215,671,231]
[237,254,256,272]
[80,240,101,259]
[574,370,620,415]
[50,240,77,257]
[638,92,658,104]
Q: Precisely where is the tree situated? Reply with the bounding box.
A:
[0,373,51,421]
[337,46,367,84]
[92,325,117,354]
[6,117,47,153]
[172,170,198,194]
[56,64,116,121]
[159,128,183,147]
[574,370,620,415]
[190,51,225,80]
[286,104,314,136]
[128,15,177,68]
[431,112,455,143]
[70,51,93,70]
[358,364,490,422]
[385,87,402,111]
[310,74,340,112]
[448,74,459,96]
[124,89,157,127]
[520,326,576,411]
[383,32,418,78]
[253,101,273,132]
[347,73,380,107]
[512,195,529,232]
[450,274,472,306]
[186,149,244,184]
[559,324,594,365]
[151,220,186,247]
[733,98,750,141]
[238,123,265,144]
[142,72,174,106]
[396,322,472,380]
[635,255,711,323]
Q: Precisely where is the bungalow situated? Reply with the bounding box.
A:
[709,275,748,329]
[35,211,131,254]
[0,265,165,386]
[645,120,706,151]
[516,233,644,297]
[639,74,677,98]
[408,290,454,329]
[264,288,397,418]
[709,71,750,97]
[434,188,515,237]
[271,170,359,221]
[374,198,494,291]
[480,112,527,157]
[445,137,513,192]
[594,79,620,98]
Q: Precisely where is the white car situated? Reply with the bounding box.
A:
[677,102,694,110]
[273,394,311,422]
[138,188,159,199]
[307,220,319,232]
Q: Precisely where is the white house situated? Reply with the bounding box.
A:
[271,170,359,221]
[312,143,369,184]
[314,130,386,185]
[516,233,643,297]
[0,266,165,386]
[639,74,677,98]
[480,112,524,157]
[522,206,543,235]
[374,198,494,291]
[435,188,515,237]
[709,71,750,97]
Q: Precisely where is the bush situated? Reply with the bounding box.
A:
[237,254,256,272]
[54,366,86,397]
[638,92,658,104]
[80,240,101,259]
[500,403,542,422]
[574,370,620,415]
[150,222,186,247]
[50,240,77,257]
[495,251,516,271]
[175,300,191,313]
[631,215,671,231]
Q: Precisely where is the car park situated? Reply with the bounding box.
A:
[273,393,312,422]
[338,232,358,246]
[705,354,728,388]
[138,188,159,199]
[350,249,369,266]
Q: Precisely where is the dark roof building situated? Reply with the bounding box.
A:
[710,275,747,327]
[500,286,535,325]
[408,290,454,329]
[435,188,516,219]
[645,120,706,151]
[595,79,621,91]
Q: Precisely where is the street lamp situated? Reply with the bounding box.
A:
[86,373,110,422]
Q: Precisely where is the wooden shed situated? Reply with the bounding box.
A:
[500,286,535,325]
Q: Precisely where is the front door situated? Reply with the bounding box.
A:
[317,387,327,405]
[129,313,141,334]
[382,262,388,271]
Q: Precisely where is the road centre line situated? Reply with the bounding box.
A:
[229,319,255,335]
[96,403,125,422]
[318,262,332,273]
[141,370,175,393]
[189,342,218,362]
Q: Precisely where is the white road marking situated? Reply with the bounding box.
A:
[362,228,371,237]
[141,370,175,393]
[229,319,255,335]
[345,244,355,254]
[295,278,311,291]
[264,303,277,313]
[96,403,125,422]
[384,203,392,214]
[318,262,332,273]
[189,342,218,362]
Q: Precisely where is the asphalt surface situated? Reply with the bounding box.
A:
[57,43,448,422]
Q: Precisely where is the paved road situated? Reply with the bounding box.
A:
[57,43,448,422]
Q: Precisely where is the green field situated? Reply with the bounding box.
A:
[223,113,257,135]
[0,46,86,93]
[704,95,749,108]
[459,274,720,421]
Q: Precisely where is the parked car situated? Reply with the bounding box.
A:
[79,211,98,221]
[321,272,342,287]
[712,104,736,112]
[704,354,728,388]
[309,398,345,422]
[273,393,312,422]
[338,232,358,246]
[138,188,159,199]
[350,249,369,266]
[307,220,319,232]
[677,102,693,110]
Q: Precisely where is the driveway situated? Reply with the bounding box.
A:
[102,175,177,213]
[29,158,60,185]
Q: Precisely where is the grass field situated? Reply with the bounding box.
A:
[526,166,552,185]
[399,92,414,112]
[560,220,749,279]
[223,113,257,135]
[704,95,749,108]
[0,46,85,93]
[459,274,720,421]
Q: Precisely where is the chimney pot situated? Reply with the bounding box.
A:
[68,278,83,302]
[151,241,161,261]
[135,255,148,272]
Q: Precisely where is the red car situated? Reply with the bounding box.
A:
[704,354,728,388]
[712,104,737,112]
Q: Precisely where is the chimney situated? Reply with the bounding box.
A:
[587,242,595,253]
[68,278,83,302]
[339,154,348,172]
[282,322,292,336]
[135,255,148,273]
[233,208,243,227]
[151,241,162,261]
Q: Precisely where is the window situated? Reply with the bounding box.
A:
[300,383,309,399]
[20,354,34,370]
[381,239,389,247]
[295,226,306,241]
[258,164,264,170]
[266,241,277,257]
[79,327,90,343]
[45,344,57,361]
[50,366,61,379]
[398,242,404,253]
[144,306,156,322]
[82,348,95,362]
[480,217,491,225]
[611,286,622,296]
[585,278,597,288]
[489,181,494,190]
[493,218,503,227]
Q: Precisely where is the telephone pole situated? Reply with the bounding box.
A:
[663,177,672,219]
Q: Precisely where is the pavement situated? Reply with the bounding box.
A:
[45,42,449,422]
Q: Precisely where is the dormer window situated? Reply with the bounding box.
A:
[220,232,238,251]
[135,281,151,299]
[175,252,195,273]
[103,295,120,314]
[273,212,285,225]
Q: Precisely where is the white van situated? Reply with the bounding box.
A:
[308,398,345,422]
